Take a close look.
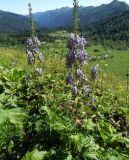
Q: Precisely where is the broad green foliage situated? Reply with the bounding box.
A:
[0,0,129,159]
[0,53,129,159]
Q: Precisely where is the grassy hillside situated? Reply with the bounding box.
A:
[0,41,129,159]
[0,38,129,81]
[87,45,129,81]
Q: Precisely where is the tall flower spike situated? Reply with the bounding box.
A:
[73,0,79,36]
[28,3,35,39]
[26,4,43,65]
[65,0,89,98]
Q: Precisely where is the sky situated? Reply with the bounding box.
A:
[0,0,129,14]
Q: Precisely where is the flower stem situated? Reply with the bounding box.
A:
[73,0,79,36]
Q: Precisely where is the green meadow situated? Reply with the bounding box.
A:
[1,39,129,81]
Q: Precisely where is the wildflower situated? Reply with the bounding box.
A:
[34,36,41,46]
[27,37,33,47]
[65,1,89,96]
[26,36,42,65]
[35,68,43,76]
[82,75,87,82]
[67,33,75,50]
[38,52,43,61]
[66,75,74,85]
[72,85,78,95]
[66,50,75,68]
[75,50,88,65]
[80,36,87,49]
[75,35,87,50]
[26,50,34,65]
[91,65,99,81]
[66,34,88,67]
[76,68,82,78]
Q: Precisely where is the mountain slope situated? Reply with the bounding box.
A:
[33,0,129,28]
[0,10,30,32]
[85,9,129,42]
[33,7,73,28]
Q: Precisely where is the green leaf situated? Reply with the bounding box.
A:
[22,149,49,160]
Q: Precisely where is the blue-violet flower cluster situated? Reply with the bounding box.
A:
[26,36,43,65]
[66,33,89,95]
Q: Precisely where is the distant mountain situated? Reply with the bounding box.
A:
[0,0,129,33]
[33,7,73,29]
[0,10,31,32]
[33,0,129,28]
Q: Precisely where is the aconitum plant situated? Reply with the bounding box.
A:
[66,0,98,100]
[65,0,89,96]
[66,33,89,96]
[26,3,43,73]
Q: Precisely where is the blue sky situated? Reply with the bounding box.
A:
[0,0,129,14]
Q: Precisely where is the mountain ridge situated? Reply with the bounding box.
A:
[0,0,129,32]
[32,0,129,28]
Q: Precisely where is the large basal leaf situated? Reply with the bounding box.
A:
[22,149,49,160]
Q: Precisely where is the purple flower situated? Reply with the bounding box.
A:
[38,52,43,61]
[67,34,87,50]
[82,75,87,82]
[26,36,43,65]
[91,65,99,81]
[76,68,82,78]
[79,36,87,49]
[34,36,41,47]
[27,37,33,46]
[72,85,78,95]
[66,50,75,68]
[66,75,74,85]
[26,50,34,65]
[65,33,89,96]
[75,50,88,65]
[66,33,88,67]
[67,33,75,50]
[75,35,86,50]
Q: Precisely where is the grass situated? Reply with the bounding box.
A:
[0,34,129,159]
[0,47,26,68]
[0,33,129,81]
[87,45,129,81]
